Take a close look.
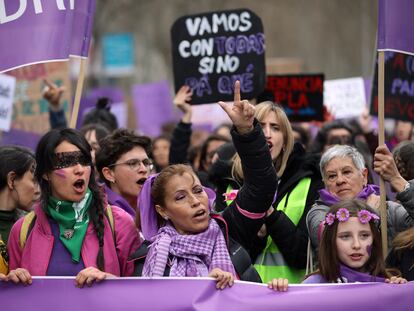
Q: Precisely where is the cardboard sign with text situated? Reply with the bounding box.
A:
[324,77,366,119]
[370,51,414,121]
[6,62,72,134]
[266,74,324,122]
[171,9,266,104]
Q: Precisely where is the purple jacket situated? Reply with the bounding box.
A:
[8,203,141,276]
[104,185,136,217]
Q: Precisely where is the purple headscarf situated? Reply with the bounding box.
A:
[318,184,380,206]
[138,174,216,241]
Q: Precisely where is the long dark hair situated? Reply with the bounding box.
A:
[317,199,388,282]
[0,145,35,190]
[35,128,106,270]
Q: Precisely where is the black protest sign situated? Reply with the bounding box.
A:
[171,9,266,105]
[370,51,414,121]
[265,74,324,122]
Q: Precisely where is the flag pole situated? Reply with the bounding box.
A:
[69,58,87,129]
[378,50,388,257]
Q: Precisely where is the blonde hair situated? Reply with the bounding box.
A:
[232,101,294,182]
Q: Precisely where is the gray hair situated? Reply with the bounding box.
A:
[320,145,366,176]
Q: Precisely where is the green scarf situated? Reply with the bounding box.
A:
[47,189,92,263]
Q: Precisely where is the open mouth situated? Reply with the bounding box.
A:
[193,209,207,219]
[267,141,273,151]
[350,254,363,261]
[73,179,85,192]
[136,177,147,185]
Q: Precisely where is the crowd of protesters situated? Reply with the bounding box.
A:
[0,79,413,292]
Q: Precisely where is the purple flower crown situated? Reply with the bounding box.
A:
[325,208,380,226]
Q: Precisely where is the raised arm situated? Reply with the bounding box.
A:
[169,85,193,165]
[219,81,278,251]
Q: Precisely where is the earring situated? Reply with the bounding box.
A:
[164,216,169,221]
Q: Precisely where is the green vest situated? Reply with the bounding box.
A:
[254,177,312,284]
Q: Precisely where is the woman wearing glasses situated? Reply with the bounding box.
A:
[95,129,153,217]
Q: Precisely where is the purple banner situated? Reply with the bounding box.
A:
[378,0,414,54]
[0,128,41,151]
[0,0,96,73]
[0,278,413,311]
[132,81,176,137]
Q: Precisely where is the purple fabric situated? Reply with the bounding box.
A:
[46,219,85,276]
[131,81,176,137]
[138,174,216,241]
[142,220,235,277]
[68,0,96,57]
[0,128,40,151]
[1,278,413,310]
[318,184,380,206]
[104,185,136,217]
[303,265,386,284]
[0,0,95,73]
[378,0,414,54]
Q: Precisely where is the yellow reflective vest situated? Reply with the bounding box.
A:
[254,177,311,284]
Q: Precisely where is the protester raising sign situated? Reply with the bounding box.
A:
[171,9,266,104]
[266,74,324,122]
[370,52,414,122]
[0,0,96,73]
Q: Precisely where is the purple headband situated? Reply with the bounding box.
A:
[138,173,216,241]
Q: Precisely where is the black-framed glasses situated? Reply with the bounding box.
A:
[108,158,153,171]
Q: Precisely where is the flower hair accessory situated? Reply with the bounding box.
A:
[324,208,379,226]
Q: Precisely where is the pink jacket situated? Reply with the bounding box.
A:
[8,203,141,276]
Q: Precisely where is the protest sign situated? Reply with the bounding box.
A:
[0,73,16,131]
[6,62,72,134]
[102,33,135,76]
[132,81,175,137]
[0,0,96,73]
[324,77,366,119]
[370,52,414,122]
[171,9,265,104]
[0,277,413,311]
[266,74,324,122]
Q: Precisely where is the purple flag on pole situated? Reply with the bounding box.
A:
[0,278,413,311]
[132,81,177,137]
[0,128,40,151]
[0,0,96,73]
[378,0,414,54]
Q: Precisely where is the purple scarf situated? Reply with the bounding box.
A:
[318,184,380,206]
[339,264,386,283]
[142,219,235,277]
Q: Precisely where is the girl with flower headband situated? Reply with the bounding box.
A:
[303,199,406,284]
[132,82,288,291]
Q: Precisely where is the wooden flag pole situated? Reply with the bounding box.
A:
[378,51,388,258]
[69,58,87,129]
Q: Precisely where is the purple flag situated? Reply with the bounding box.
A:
[378,0,414,54]
[132,81,177,137]
[0,0,96,73]
[0,278,413,311]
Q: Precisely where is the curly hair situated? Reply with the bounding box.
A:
[95,128,152,186]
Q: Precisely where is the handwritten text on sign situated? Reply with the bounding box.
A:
[171,9,266,104]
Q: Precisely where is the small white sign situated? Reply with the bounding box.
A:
[324,77,366,119]
[0,73,16,131]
